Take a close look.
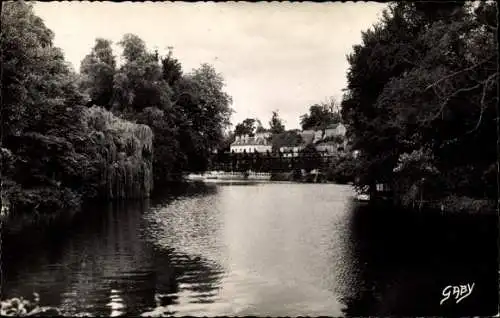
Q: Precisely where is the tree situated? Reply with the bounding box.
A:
[119,33,147,62]
[218,131,236,152]
[270,131,303,152]
[300,99,341,130]
[1,2,104,216]
[234,118,257,136]
[79,38,116,108]
[135,107,181,183]
[255,119,267,133]
[112,33,172,114]
[1,2,236,219]
[341,1,497,205]
[82,36,234,179]
[299,144,322,173]
[269,110,285,134]
[161,47,183,87]
[170,63,233,172]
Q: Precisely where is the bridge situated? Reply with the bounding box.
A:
[208,150,338,173]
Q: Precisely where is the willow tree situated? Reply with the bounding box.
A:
[82,106,154,199]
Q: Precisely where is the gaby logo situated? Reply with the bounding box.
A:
[440,283,475,305]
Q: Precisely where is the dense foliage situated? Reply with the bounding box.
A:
[79,38,116,109]
[2,2,95,217]
[269,110,285,134]
[81,106,153,199]
[1,2,233,220]
[270,130,303,152]
[341,1,498,208]
[234,118,258,136]
[300,98,342,130]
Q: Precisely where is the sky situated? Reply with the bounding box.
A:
[34,2,387,130]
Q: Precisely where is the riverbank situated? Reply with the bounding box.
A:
[408,196,496,215]
[366,194,497,216]
[0,180,196,236]
[270,170,349,184]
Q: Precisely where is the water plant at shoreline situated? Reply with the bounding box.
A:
[0,294,60,316]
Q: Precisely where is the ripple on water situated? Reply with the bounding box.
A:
[5,183,493,316]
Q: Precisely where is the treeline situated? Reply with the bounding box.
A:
[341,2,497,211]
[1,2,232,219]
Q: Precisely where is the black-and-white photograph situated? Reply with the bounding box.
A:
[1,1,498,316]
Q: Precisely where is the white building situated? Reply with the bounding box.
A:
[328,123,347,136]
[279,145,304,157]
[230,132,272,153]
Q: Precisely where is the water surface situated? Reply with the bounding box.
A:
[2,182,497,316]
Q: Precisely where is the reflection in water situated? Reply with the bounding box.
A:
[143,183,353,316]
[2,194,223,316]
[2,182,498,316]
[340,203,499,316]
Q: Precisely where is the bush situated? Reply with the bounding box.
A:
[325,154,357,184]
[432,195,495,214]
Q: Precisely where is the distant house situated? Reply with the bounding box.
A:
[279,145,304,157]
[299,123,347,144]
[317,123,347,152]
[300,130,315,144]
[230,132,272,153]
[326,123,347,136]
[315,143,337,154]
[313,130,324,144]
[318,123,346,141]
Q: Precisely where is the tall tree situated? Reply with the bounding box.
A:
[234,118,257,136]
[171,63,233,172]
[1,2,100,215]
[161,47,183,87]
[341,1,497,204]
[269,110,285,134]
[112,33,172,114]
[79,38,116,108]
[300,100,341,130]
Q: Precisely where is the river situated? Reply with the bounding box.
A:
[1,182,498,316]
